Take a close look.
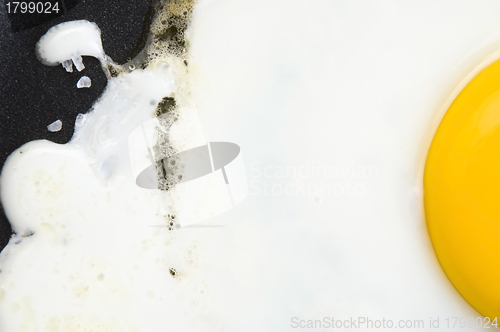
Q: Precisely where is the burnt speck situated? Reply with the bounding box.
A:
[155,97,176,116]
[21,230,35,238]
[107,65,120,78]
[169,268,177,277]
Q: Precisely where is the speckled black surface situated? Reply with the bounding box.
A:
[0,0,151,250]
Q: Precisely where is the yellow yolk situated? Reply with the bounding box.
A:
[425,58,500,319]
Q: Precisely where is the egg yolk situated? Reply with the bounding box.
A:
[425,58,500,319]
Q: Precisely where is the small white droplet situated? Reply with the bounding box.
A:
[61,59,73,72]
[75,113,87,127]
[77,76,91,88]
[47,120,62,132]
[72,55,85,72]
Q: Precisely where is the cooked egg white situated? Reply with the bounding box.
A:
[3,0,500,331]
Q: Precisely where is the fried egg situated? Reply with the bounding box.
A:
[2,0,500,331]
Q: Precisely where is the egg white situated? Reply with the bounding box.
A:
[2,0,500,331]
